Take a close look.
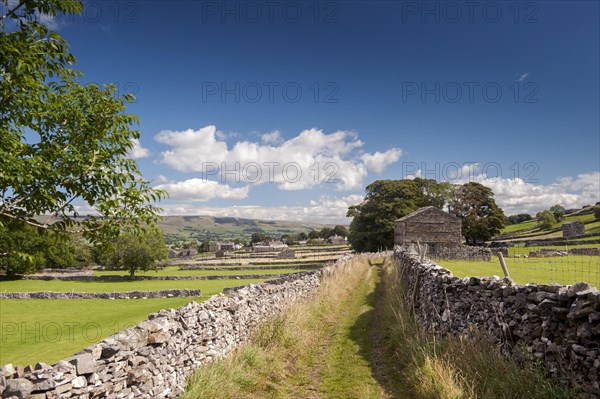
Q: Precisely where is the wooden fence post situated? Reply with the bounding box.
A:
[498,252,511,279]
[420,244,428,263]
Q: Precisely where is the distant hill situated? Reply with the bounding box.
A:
[158,215,336,244]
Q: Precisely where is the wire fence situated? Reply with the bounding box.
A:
[432,245,600,290]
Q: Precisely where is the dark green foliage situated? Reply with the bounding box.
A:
[0,221,78,275]
[308,230,320,239]
[94,228,168,278]
[595,206,600,220]
[198,241,211,253]
[536,210,557,231]
[332,225,348,237]
[448,182,506,244]
[550,204,566,222]
[507,214,533,225]
[347,179,454,252]
[251,232,269,244]
[319,227,334,239]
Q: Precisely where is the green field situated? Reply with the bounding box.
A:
[507,243,600,256]
[438,255,599,288]
[499,210,599,239]
[0,297,194,366]
[94,266,315,277]
[0,277,270,293]
[501,220,538,234]
[0,277,272,366]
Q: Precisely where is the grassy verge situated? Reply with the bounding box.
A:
[182,255,388,399]
[379,259,582,398]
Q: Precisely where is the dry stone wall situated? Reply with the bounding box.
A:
[398,243,493,261]
[0,256,354,399]
[394,249,600,397]
[0,290,201,300]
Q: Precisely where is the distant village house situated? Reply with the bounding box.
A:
[209,241,236,252]
[253,240,288,253]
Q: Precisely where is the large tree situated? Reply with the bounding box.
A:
[347,179,454,252]
[94,228,168,278]
[0,0,165,262]
[448,182,506,244]
[550,204,566,222]
[332,225,348,237]
[536,210,556,231]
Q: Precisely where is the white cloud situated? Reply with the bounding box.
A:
[516,72,529,82]
[458,171,600,216]
[360,149,403,173]
[159,194,364,224]
[128,139,151,159]
[155,179,250,201]
[155,126,402,191]
[154,174,170,184]
[261,130,283,144]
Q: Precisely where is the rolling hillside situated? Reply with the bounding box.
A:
[158,215,335,244]
[495,205,600,242]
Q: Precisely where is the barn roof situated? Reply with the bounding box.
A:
[396,206,458,222]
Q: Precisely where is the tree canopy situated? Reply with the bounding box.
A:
[536,210,557,231]
[93,228,168,278]
[0,0,165,262]
[447,182,506,244]
[550,204,566,222]
[346,179,454,252]
[0,219,93,275]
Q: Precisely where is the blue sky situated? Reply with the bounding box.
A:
[41,0,600,223]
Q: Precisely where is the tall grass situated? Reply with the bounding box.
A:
[182,256,374,399]
[380,258,582,399]
[182,255,582,398]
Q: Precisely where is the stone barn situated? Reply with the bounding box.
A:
[215,250,226,258]
[394,206,462,251]
[562,221,585,238]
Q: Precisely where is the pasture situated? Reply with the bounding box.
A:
[0,247,340,367]
[438,255,599,288]
[0,277,273,294]
[93,266,316,277]
[1,297,192,366]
